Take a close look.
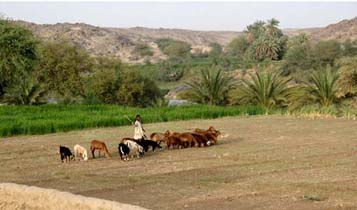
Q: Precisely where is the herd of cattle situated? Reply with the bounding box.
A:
[59,126,221,162]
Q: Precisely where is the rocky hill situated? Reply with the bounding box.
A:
[15,17,357,63]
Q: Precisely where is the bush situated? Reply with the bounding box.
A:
[117,70,162,107]
[157,59,186,82]
[134,43,154,57]
[155,38,191,58]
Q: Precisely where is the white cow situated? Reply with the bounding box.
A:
[123,140,144,159]
[73,144,88,161]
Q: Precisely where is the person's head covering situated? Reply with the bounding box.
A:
[135,114,141,122]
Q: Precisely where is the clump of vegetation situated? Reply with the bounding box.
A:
[336,56,357,98]
[157,58,187,82]
[155,38,191,59]
[236,70,293,111]
[0,18,38,101]
[134,43,154,57]
[228,18,288,61]
[291,67,339,108]
[183,67,236,105]
[36,40,93,102]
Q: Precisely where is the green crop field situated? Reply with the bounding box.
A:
[0,105,265,137]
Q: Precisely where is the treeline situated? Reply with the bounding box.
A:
[0,19,162,106]
[1,17,357,112]
[176,19,357,114]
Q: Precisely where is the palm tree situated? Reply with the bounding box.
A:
[301,67,339,107]
[255,36,280,60]
[238,70,293,111]
[185,67,236,105]
[266,18,280,37]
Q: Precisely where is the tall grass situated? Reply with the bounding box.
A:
[0,105,265,137]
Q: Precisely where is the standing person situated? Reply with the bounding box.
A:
[134,114,146,140]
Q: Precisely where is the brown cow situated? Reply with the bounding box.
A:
[164,130,199,148]
[194,126,221,145]
[90,140,111,158]
[150,132,166,145]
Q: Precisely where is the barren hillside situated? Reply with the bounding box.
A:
[15,17,357,63]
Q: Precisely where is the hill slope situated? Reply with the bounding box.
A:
[16,17,357,63]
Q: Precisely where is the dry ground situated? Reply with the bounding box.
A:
[1,115,357,210]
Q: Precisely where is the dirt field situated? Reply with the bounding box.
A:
[1,115,357,210]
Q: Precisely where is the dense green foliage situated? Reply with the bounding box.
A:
[1,17,356,122]
[36,41,93,100]
[184,67,236,105]
[292,67,339,108]
[336,56,357,98]
[0,19,38,99]
[236,71,293,110]
[155,38,191,58]
[0,105,265,137]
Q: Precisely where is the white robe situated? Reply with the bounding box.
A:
[134,120,144,140]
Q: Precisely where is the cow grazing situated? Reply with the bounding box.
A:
[118,143,130,161]
[194,126,221,145]
[191,132,210,147]
[164,130,198,148]
[122,139,144,159]
[73,144,88,161]
[90,140,111,158]
[134,138,162,152]
[150,132,166,145]
[59,146,74,163]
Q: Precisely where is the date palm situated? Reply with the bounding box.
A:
[295,67,339,107]
[238,70,293,111]
[186,67,236,105]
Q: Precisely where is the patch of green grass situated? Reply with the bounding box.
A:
[0,105,265,137]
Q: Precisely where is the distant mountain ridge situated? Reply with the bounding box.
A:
[15,17,357,63]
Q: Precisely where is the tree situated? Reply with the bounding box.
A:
[163,41,191,58]
[0,19,38,99]
[244,19,287,61]
[246,20,266,43]
[36,40,93,99]
[283,34,314,77]
[157,58,186,82]
[226,36,249,58]
[2,76,48,105]
[184,67,236,105]
[312,40,342,67]
[293,67,339,108]
[156,38,191,59]
[238,70,293,111]
[117,70,161,107]
[342,39,357,57]
[85,57,122,104]
[336,56,357,98]
[208,42,222,58]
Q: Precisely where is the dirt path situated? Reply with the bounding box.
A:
[1,115,357,210]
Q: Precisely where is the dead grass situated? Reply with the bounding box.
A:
[1,115,357,210]
[0,183,148,210]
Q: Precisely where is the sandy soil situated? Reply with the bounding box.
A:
[1,115,357,210]
[0,183,148,210]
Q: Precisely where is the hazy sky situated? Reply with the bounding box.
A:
[1,2,356,31]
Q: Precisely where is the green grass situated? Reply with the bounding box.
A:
[0,105,265,137]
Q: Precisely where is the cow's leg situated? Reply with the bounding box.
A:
[92,149,95,159]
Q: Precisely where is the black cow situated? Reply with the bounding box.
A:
[118,143,130,161]
[59,146,74,163]
[134,138,162,152]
